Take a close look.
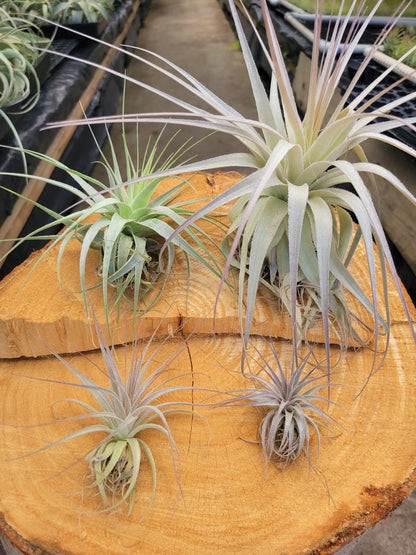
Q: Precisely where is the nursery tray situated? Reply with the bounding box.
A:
[40,18,108,40]
[267,0,305,13]
[285,13,389,54]
[339,56,416,150]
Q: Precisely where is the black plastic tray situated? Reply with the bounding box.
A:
[340,56,416,150]
[40,18,108,40]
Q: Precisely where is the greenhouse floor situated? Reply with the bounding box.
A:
[96,0,416,553]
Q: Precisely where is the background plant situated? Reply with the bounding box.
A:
[382,25,416,69]
[2,1,55,23]
[0,6,50,179]
[0,7,48,112]
[4,0,114,24]
[51,0,114,24]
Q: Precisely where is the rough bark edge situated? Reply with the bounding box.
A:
[311,467,416,554]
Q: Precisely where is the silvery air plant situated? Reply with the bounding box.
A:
[2,1,54,22]
[45,0,416,382]
[218,341,339,467]
[50,0,114,25]
[1,121,224,327]
[24,311,196,516]
[0,7,44,113]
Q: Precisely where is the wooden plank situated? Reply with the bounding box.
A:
[0,0,141,264]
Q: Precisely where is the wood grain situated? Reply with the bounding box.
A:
[0,173,416,553]
[0,330,415,554]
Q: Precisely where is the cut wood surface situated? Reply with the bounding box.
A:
[0,329,415,554]
[0,172,416,553]
[0,172,412,358]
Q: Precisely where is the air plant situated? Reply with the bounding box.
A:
[382,25,416,69]
[17,312,197,515]
[4,0,114,24]
[0,6,49,178]
[51,0,114,24]
[0,121,225,328]
[42,0,416,383]
[2,1,55,22]
[217,340,339,467]
[0,8,48,112]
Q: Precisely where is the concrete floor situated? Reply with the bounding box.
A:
[94,0,260,182]
[95,0,416,552]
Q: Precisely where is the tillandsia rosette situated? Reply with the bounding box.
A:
[0,124,226,329]
[0,6,50,178]
[382,25,416,70]
[51,0,115,24]
[2,1,54,23]
[4,0,114,24]
[0,7,48,112]
[217,341,340,467]
[24,312,197,516]
[43,0,416,381]
[221,186,371,351]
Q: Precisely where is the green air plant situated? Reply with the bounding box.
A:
[39,0,416,381]
[382,25,416,69]
[2,1,55,22]
[3,0,114,24]
[0,122,225,328]
[51,0,114,24]
[0,7,49,178]
[0,7,48,113]
[14,311,197,515]
[217,341,339,467]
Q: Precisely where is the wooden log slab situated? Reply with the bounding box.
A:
[0,171,415,553]
[0,172,410,358]
[0,326,415,554]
